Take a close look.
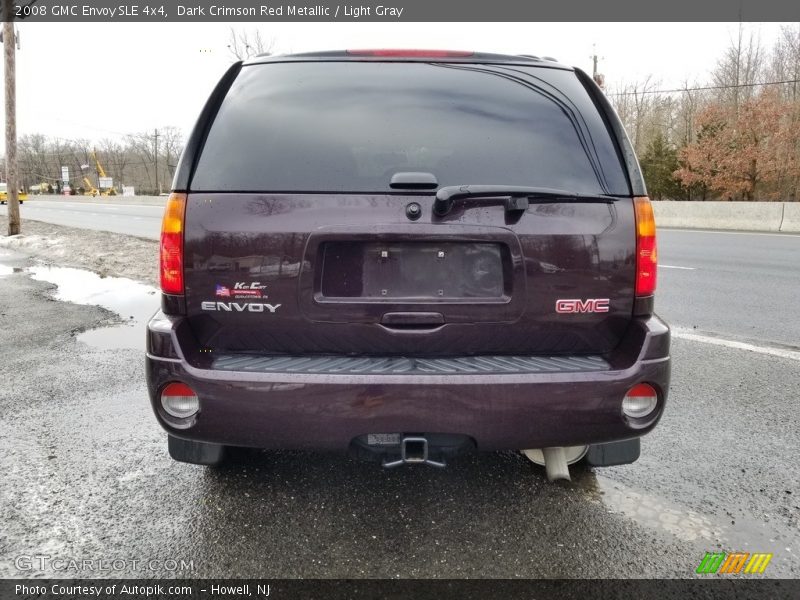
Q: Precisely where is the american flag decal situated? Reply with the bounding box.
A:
[216,285,231,297]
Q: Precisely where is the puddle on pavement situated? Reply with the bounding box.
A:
[0,265,24,276]
[583,474,723,543]
[27,265,158,350]
[582,474,795,554]
[0,251,26,276]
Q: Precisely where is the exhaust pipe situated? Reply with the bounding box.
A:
[542,447,571,482]
[522,445,587,481]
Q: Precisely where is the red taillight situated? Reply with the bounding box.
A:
[626,383,658,398]
[160,192,186,295]
[633,196,657,297]
[162,382,196,398]
[346,49,474,58]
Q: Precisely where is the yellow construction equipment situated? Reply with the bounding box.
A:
[0,182,28,204]
[29,182,53,194]
[82,177,100,197]
[91,150,116,196]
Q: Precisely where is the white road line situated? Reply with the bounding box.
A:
[663,228,800,239]
[45,202,162,209]
[660,265,696,270]
[672,329,800,362]
[24,202,162,210]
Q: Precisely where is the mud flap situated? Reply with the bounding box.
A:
[168,435,226,466]
[585,438,640,467]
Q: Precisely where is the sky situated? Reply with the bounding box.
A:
[1,21,790,154]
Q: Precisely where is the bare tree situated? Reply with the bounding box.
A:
[16,132,192,196]
[610,77,666,155]
[70,138,94,191]
[227,28,274,61]
[673,80,707,148]
[159,126,184,183]
[768,25,800,200]
[18,133,49,189]
[126,132,156,192]
[711,24,764,110]
[98,138,129,188]
[51,138,75,191]
[768,24,800,102]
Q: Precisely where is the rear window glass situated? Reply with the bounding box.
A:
[191,61,629,195]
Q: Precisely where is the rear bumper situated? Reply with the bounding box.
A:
[146,314,670,451]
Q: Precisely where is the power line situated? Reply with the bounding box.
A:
[608,78,800,97]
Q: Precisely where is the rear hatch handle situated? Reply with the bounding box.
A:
[381,312,445,332]
[433,185,613,216]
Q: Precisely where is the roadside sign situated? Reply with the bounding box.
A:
[61,166,69,183]
[99,177,113,189]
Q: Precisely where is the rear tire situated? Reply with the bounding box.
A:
[167,434,227,466]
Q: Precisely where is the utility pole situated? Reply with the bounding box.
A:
[590,45,605,90]
[3,1,20,235]
[153,128,160,195]
[94,148,100,192]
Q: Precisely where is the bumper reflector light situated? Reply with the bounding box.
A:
[161,382,199,419]
[622,383,658,419]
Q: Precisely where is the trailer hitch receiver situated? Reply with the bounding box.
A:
[383,436,446,468]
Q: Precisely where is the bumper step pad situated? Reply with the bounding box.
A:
[211,353,610,375]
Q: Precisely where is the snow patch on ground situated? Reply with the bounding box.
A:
[0,234,66,254]
[0,220,158,286]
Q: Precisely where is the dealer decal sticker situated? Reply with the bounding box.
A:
[216,282,268,299]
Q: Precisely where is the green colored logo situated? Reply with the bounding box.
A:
[696,552,773,574]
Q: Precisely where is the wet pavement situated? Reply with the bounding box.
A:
[0,251,798,578]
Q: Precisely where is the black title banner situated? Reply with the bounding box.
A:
[3,579,800,600]
[4,0,800,22]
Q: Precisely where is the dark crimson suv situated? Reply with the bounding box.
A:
[146,50,670,480]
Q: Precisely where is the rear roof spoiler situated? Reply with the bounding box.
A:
[244,50,571,69]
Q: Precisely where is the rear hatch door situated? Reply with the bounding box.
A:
[183,59,634,356]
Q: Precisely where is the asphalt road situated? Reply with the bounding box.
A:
[0,199,163,239]
[657,229,800,349]
[0,202,798,579]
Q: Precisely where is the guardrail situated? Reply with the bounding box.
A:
[652,201,799,233]
[29,194,169,206]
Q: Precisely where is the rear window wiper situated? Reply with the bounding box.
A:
[433,185,612,216]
